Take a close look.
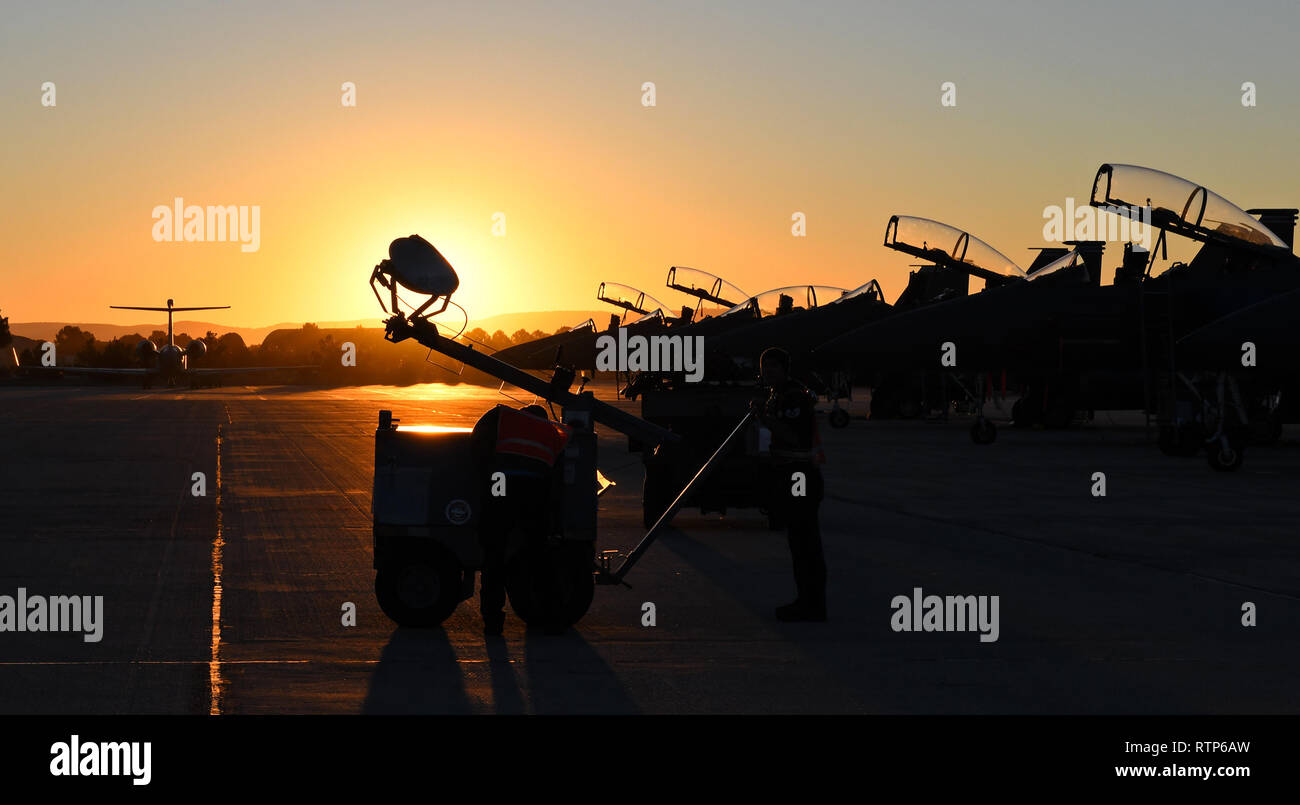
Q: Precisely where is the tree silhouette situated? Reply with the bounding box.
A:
[55,325,93,364]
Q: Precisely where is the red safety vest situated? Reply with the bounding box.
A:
[494,406,572,466]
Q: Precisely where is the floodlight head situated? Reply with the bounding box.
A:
[387,234,459,297]
[371,234,462,320]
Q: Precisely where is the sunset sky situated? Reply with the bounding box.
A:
[4,0,1299,329]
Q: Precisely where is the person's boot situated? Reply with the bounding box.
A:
[775,599,827,622]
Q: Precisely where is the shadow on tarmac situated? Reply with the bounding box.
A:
[362,627,472,714]
[364,620,639,714]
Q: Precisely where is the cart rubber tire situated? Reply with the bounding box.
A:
[506,541,595,632]
[828,408,850,429]
[375,549,464,627]
[970,420,997,445]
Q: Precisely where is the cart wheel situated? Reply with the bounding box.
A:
[506,541,596,632]
[375,548,464,627]
[970,420,997,445]
[1206,439,1245,472]
[828,408,850,429]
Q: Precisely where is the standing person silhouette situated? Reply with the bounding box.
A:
[755,348,827,622]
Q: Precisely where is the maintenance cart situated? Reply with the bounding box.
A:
[367,238,753,629]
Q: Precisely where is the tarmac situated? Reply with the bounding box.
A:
[1,382,1297,713]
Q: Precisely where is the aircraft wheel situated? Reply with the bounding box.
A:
[828,408,850,429]
[1206,438,1245,472]
[506,541,595,632]
[1011,398,1025,427]
[869,389,898,420]
[1043,397,1074,429]
[1013,394,1041,428]
[375,549,463,627]
[1254,411,1283,446]
[970,420,997,445]
[1157,424,1176,455]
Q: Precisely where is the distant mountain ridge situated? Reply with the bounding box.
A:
[9,310,609,346]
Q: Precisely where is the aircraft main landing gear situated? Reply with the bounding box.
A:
[970,417,997,444]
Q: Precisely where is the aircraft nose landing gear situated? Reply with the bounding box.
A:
[1206,434,1246,472]
[970,417,997,444]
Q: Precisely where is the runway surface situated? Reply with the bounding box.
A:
[1,382,1298,713]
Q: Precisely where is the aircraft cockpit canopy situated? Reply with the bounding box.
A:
[884,216,1026,282]
[721,285,849,319]
[666,266,749,319]
[830,279,886,303]
[597,282,673,323]
[1091,163,1288,250]
[1027,248,1086,282]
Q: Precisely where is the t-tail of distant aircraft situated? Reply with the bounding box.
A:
[109,299,230,347]
[22,300,317,388]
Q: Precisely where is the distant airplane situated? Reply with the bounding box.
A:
[26,299,315,388]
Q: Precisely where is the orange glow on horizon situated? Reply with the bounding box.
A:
[5,3,1298,331]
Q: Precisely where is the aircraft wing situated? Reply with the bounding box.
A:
[190,365,318,375]
[25,366,150,375]
[1178,286,1300,372]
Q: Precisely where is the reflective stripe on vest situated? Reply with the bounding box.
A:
[495,408,571,465]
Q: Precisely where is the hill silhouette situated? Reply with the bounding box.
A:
[8,309,608,347]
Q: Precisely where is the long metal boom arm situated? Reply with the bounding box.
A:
[606,410,754,583]
[383,314,679,447]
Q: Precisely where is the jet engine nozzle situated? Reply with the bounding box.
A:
[135,339,159,364]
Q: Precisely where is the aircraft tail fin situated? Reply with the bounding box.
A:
[109,302,231,347]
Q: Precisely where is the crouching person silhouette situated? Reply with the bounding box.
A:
[471,404,571,636]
